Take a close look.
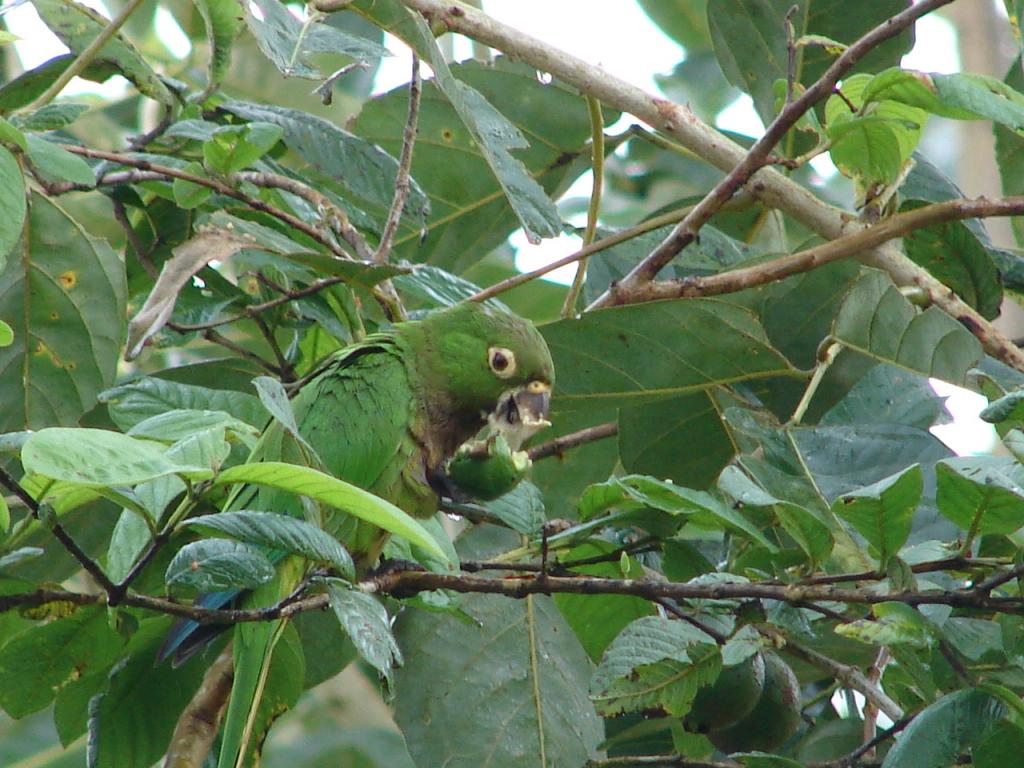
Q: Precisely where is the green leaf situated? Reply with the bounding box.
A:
[862,68,981,119]
[222,100,429,219]
[881,689,1006,768]
[590,615,720,716]
[619,391,736,490]
[473,480,546,535]
[832,270,982,383]
[836,602,932,648]
[169,165,209,213]
[101,376,267,431]
[127,408,259,446]
[578,474,776,549]
[825,73,926,184]
[0,117,27,149]
[18,103,89,131]
[394,588,602,768]
[0,54,119,112]
[0,193,126,431]
[707,0,912,125]
[214,462,449,562]
[542,300,794,411]
[87,618,211,768]
[165,538,276,591]
[637,0,710,51]
[900,199,1002,320]
[22,427,212,486]
[935,457,1024,536]
[975,720,1024,768]
[996,60,1024,248]
[244,0,387,80]
[31,0,172,105]
[191,0,243,92]
[831,465,922,567]
[0,147,26,271]
[0,608,124,717]
[554,541,654,662]
[402,13,560,242]
[186,511,355,579]
[353,57,610,271]
[718,465,833,563]
[326,580,401,683]
[203,122,283,175]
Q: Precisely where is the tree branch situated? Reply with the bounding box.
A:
[60,146,353,261]
[0,467,119,596]
[356,0,1024,373]
[611,195,1024,304]
[375,52,421,265]
[527,421,618,461]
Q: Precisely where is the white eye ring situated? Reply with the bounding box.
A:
[488,346,516,378]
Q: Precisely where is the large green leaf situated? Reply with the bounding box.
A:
[326,581,401,683]
[619,391,736,489]
[553,542,654,662]
[935,457,1024,536]
[882,689,1006,768]
[87,618,211,768]
[244,0,387,80]
[353,57,614,271]
[221,100,429,223]
[995,58,1024,249]
[590,615,720,717]
[832,270,982,383]
[0,608,124,718]
[825,73,926,185]
[394,591,601,768]
[707,0,913,125]
[900,200,1002,320]
[165,538,277,591]
[214,462,449,561]
[100,377,267,431]
[542,299,795,411]
[186,511,355,579]
[31,0,172,105]
[831,464,922,567]
[22,427,211,486]
[0,194,126,431]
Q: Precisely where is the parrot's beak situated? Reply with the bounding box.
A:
[488,381,552,450]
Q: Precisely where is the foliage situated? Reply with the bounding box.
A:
[2,1,1024,767]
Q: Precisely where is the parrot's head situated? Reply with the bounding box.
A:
[424,302,555,450]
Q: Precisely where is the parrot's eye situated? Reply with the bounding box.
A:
[488,347,516,378]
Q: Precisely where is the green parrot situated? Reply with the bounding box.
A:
[166,301,554,767]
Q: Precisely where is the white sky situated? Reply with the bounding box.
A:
[2,0,995,456]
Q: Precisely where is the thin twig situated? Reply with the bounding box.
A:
[561,96,604,317]
[527,421,618,461]
[0,467,118,595]
[375,53,421,265]
[236,170,374,261]
[111,198,157,278]
[469,205,697,303]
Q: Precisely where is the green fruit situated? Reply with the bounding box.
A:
[707,652,802,754]
[684,652,766,733]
